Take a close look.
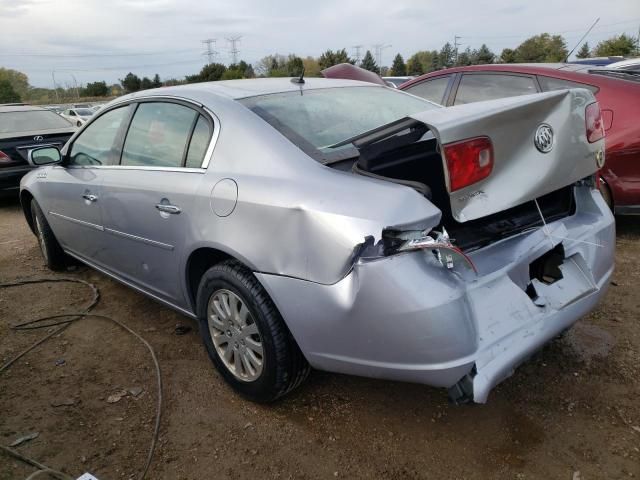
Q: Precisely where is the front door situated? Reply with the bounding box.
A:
[44,105,133,262]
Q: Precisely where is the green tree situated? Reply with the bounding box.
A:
[121,72,141,93]
[83,81,108,97]
[576,43,590,59]
[318,48,353,70]
[0,68,29,99]
[186,63,227,83]
[439,42,455,68]
[140,77,153,89]
[500,48,517,63]
[406,51,429,75]
[152,73,162,88]
[512,33,567,62]
[360,50,379,73]
[390,53,407,76]
[0,80,21,103]
[285,54,304,76]
[474,44,495,64]
[302,56,321,76]
[456,47,473,66]
[593,34,638,57]
[430,50,441,71]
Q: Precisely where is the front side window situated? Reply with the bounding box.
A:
[404,76,452,105]
[68,105,131,166]
[454,74,538,105]
[240,86,438,161]
[121,102,198,168]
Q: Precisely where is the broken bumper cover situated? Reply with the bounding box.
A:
[256,187,615,403]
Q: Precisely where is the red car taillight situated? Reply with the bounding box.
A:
[586,102,605,143]
[443,136,494,192]
[0,150,14,166]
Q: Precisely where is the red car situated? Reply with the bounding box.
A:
[399,64,640,214]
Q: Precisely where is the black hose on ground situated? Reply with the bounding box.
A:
[0,277,162,480]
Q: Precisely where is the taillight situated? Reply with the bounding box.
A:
[443,136,494,192]
[0,150,14,166]
[586,102,604,143]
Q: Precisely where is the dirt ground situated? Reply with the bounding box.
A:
[1,196,639,480]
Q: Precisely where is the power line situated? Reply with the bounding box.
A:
[201,38,218,64]
[373,44,391,68]
[226,35,242,65]
[352,45,363,65]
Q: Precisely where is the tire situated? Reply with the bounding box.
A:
[31,200,68,271]
[196,260,310,402]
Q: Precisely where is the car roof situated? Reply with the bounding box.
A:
[0,105,49,113]
[121,77,379,102]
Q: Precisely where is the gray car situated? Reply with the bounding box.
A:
[19,78,614,403]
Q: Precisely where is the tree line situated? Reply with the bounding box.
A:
[1,32,637,103]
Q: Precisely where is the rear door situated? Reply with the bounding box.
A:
[42,105,133,261]
[98,100,214,307]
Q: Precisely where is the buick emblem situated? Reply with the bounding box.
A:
[534,124,553,153]
[33,135,44,142]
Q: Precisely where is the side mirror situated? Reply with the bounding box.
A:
[29,146,62,166]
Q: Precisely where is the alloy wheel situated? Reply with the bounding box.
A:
[207,289,264,382]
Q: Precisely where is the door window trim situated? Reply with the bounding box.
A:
[63,95,221,173]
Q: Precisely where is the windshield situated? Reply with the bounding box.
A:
[75,108,94,116]
[0,110,73,134]
[239,86,438,161]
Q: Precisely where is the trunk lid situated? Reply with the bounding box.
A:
[0,130,73,166]
[350,88,604,222]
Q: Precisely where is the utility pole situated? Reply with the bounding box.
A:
[226,35,242,65]
[352,45,363,65]
[373,44,391,69]
[454,35,462,63]
[51,70,60,103]
[201,38,218,64]
[70,73,80,99]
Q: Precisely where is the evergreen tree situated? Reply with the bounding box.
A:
[360,50,379,74]
[576,43,590,59]
[0,79,20,103]
[390,54,407,76]
[152,74,162,88]
[439,42,455,68]
[474,44,495,64]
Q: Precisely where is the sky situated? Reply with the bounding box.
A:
[1,0,639,88]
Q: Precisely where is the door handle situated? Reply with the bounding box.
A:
[155,204,181,214]
[82,194,98,202]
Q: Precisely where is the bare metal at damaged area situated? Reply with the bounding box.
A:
[19,79,614,403]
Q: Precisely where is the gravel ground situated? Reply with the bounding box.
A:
[1,197,638,480]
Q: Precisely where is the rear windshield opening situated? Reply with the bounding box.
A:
[239,86,438,163]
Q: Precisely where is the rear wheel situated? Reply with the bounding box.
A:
[31,200,68,271]
[196,260,310,402]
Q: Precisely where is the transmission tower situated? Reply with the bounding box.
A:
[352,45,363,65]
[226,36,242,65]
[373,44,391,69]
[454,35,462,63]
[201,38,218,64]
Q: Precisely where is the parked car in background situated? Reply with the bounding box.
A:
[382,76,414,88]
[606,57,640,72]
[61,107,94,127]
[20,78,613,404]
[400,64,640,215]
[0,105,75,197]
[567,56,624,67]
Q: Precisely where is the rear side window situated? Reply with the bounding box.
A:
[404,76,451,105]
[121,102,198,168]
[454,74,538,105]
[69,106,131,166]
[185,115,212,168]
[537,76,599,94]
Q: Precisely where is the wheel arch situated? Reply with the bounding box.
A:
[20,189,36,235]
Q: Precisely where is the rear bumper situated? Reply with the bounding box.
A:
[256,186,615,402]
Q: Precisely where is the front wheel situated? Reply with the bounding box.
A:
[31,200,68,271]
[196,260,310,402]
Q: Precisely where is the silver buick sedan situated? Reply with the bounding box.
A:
[20,78,614,403]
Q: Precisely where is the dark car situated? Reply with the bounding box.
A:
[399,64,640,214]
[0,105,76,197]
